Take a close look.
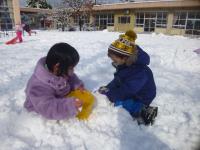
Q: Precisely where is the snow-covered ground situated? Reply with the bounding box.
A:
[0,31,200,150]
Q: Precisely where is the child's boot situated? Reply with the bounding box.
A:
[140,106,158,125]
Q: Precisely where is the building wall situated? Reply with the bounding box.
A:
[114,10,135,32]
[20,7,53,29]
[134,27,143,33]
[0,0,21,30]
[12,0,200,37]
[166,12,173,34]
[0,0,14,30]
[12,0,21,24]
[93,0,200,36]
[106,8,200,36]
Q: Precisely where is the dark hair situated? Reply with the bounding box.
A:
[46,42,79,76]
[108,49,128,59]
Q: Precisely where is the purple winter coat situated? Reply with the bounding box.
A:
[24,57,83,120]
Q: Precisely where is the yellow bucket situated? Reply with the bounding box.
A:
[66,89,95,120]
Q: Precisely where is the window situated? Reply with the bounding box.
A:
[145,12,156,19]
[136,12,144,27]
[0,4,14,30]
[95,14,100,27]
[107,14,114,26]
[156,12,167,28]
[185,11,200,35]
[74,15,90,26]
[95,13,114,30]
[135,12,167,28]
[173,12,187,29]
[0,0,8,6]
[118,16,130,24]
[172,11,200,35]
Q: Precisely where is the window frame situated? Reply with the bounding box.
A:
[118,16,131,24]
[135,11,167,28]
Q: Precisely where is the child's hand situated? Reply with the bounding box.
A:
[77,85,85,93]
[74,98,83,111]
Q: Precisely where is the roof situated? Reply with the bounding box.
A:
[20,7,52,13]
[93,0,200,11]
[20,0,200,14]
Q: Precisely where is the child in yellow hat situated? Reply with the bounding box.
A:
[99,30,157,125]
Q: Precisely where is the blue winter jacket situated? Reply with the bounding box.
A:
[105,45,156,106]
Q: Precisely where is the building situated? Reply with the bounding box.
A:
[92,0,200,36]
[20,7,52,29]
[0,0,20,30]
[0,0,52,30]
[1,0,200,36]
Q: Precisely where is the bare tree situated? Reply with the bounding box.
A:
[26,0,52,9]
[52,6,72,31]
[63,0,94,31]
[38,12,49,29]
[51,1,73,31]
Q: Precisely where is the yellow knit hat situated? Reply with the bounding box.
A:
[109,30,137,56]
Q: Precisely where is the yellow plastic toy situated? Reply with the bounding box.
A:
[66,89,95,120]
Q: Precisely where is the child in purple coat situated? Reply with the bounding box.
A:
[24,43,83,120]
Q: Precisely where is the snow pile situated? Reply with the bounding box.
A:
[0,31,200,150]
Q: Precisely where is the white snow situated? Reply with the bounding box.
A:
[0,30,200,150]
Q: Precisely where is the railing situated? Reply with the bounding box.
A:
[0,30,15,38]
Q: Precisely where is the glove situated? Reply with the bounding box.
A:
[98,86,109,95]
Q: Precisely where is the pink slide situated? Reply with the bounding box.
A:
[5,31,23,45]
[5,37,18,45]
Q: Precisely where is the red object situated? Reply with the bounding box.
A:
[16,31,23,42]
[5,31,23,45]
[5,37,18,45]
